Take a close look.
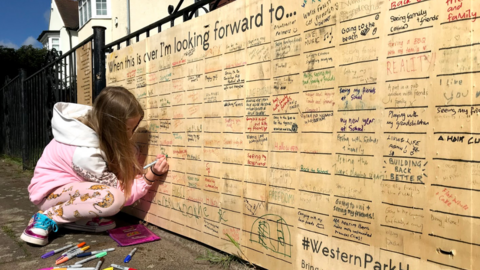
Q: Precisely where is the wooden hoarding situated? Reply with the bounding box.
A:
[77,42,93,105]
[107,0,480,269]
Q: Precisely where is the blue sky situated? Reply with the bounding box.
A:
[0,0,51,49]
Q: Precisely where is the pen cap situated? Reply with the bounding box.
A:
[96,251,108,257]
[41,251,55,259]
[56,257,69,265]
[75,252,107,265]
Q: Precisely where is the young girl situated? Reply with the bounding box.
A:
[21,86,168,246]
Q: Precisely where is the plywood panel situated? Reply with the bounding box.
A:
[107,0,480,269]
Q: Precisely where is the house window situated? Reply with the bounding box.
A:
[96,0,107,16]
[79,0,91,27]
[51,38,60,51]
[79,0,109,27]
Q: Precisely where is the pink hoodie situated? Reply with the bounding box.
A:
[28,102,150,206]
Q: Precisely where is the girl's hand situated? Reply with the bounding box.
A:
[143,154,169,186]
[152,154,169,175]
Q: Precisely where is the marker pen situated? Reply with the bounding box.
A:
[111,264,138,270]
[60,245,90,260]
[42,244,73,259]
[94,258,105,270]
[38,266,83,270]
[77,248,115,258]
[75,251,107,265]
[101,268,113,270]
[60,242,86,257]
[55,268,96,270]
[39,268,95,270]
[58,242,87,260]
[123,248,137,263]
[143,155,168,170]
[56,246,90,265]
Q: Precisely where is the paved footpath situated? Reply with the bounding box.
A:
[0,158,251,270]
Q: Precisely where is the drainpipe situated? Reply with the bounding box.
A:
[66,27,72,51]
[126,0,131,35]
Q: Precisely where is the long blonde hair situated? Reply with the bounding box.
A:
[80,86,144,199]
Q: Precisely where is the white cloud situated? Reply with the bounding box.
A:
[0,40,18,49]
[22,36,41,48]
[44,9,50,25]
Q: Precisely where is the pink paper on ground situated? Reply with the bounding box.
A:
[108,224,160,246]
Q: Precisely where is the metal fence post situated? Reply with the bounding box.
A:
[93,26,106,100]
[19,69,26,170]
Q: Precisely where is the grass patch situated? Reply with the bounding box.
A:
[1,225,30,257]
[1,155,22,167]
[1,225,16,238]
[196,249,237,269]
[196,234,255,269]
[1,154,34,176]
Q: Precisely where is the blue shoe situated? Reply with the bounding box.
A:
[20,212,58,246]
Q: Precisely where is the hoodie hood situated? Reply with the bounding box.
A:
[52,102,99,147]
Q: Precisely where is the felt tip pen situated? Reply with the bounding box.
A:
[55,268,96,270]
[60,242,86,257]
[95,258,105,270]
[58,245,90,261]
[143,155,168,169]
[102,268,113,270]
[39,268,95,270]
[58,242,86,259]
[75,251,107,265]
[56,246,90,265]
[123,248,137,263]
[111,264,137,270]
[41,244,73,259]
[77,248,115,257]
[39,266,83,270]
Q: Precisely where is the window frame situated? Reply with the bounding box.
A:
[95,0,108,16]
[79,0,91,27]
[79,0,110,28]
[51,38,60,51]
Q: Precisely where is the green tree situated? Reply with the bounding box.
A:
[0,45,47,86]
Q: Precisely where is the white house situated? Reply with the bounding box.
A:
[38,0,235,52]
[38,0,79,54]
[77,0,213,45]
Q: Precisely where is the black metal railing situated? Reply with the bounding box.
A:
[22,35,95,169]
[0,73,23,159]
[0,34,97,169]
[104,0,220,51]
